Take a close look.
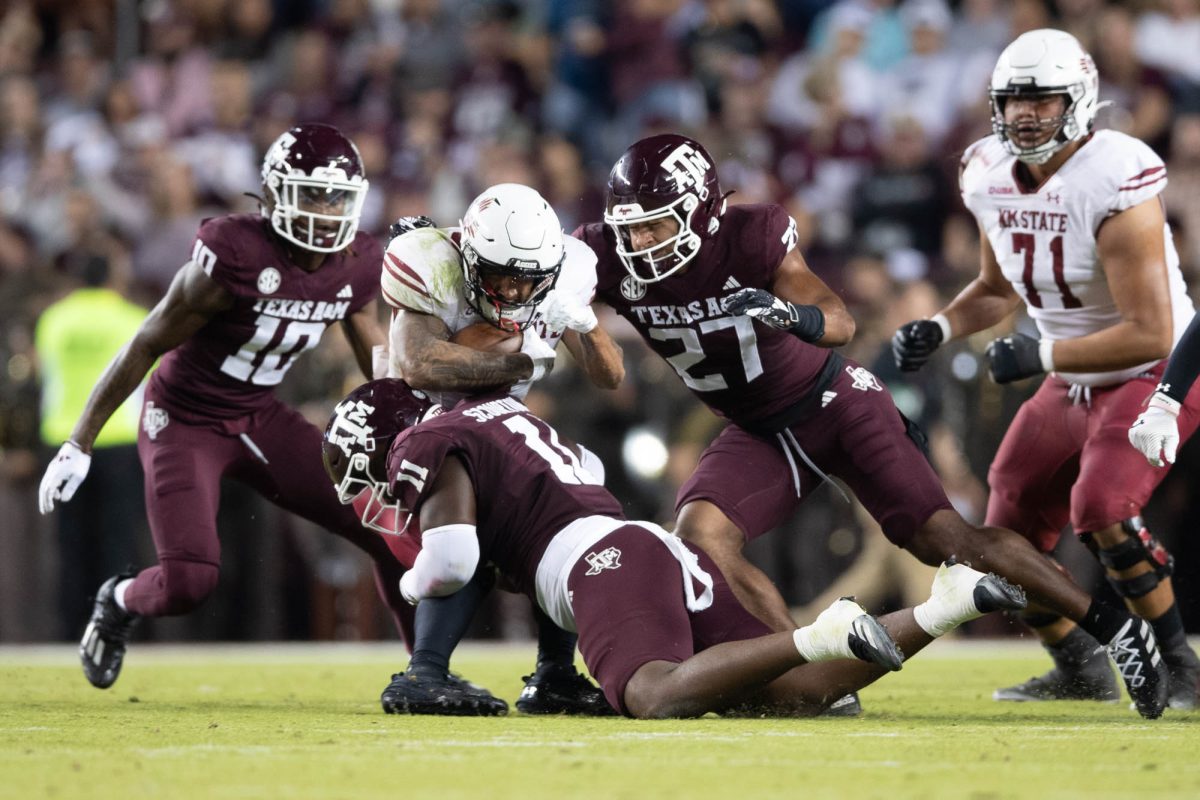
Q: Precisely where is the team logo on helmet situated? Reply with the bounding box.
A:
[257,267,282,294]
[660,144,712,199]
[326,399,377,457]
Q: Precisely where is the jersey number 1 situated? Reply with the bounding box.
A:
[1011,233,1082,310]
[503,416,602,486]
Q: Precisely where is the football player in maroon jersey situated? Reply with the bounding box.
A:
[571,133,1169,718]
[323,379,1028,718]
[36,124,501,713]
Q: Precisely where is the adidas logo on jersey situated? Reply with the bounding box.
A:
[821,391,837,408]
[722,277,741,291]
[337,285,353,299]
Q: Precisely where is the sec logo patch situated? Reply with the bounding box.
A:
[257,267,282,294]
[620,274,646,301]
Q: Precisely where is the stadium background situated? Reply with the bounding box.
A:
[1,0,1199,647]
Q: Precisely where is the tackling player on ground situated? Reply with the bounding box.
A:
[894,29,1200,709]
[324,379,1029,718]
[377,183,625,715]
[574,130,1169,718]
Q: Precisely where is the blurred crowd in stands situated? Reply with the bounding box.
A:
[3,0,1200,643]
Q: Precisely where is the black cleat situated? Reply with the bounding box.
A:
[80,575,139,689]
[821,692,862,717]
[516,663,616,716]
[971,573,1027,614]
[993,665,1119,702]
[1107,618,1169,719]
[847,614,905,672]
[380,668,509,716]
[1163,644,1200,711]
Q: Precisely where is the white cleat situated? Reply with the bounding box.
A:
[795,597,904,672]
[915,560,1027,638]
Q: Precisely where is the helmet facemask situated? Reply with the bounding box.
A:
[460,242,562,332]
[604,193,706,284]
[990,87,1083,165]
[333,452,410,537]
[265,167,368,253]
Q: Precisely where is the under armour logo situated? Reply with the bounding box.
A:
[1044,193,1062,204]
[845,366,883,392]
[143,402,169,440]
[584,546,622,575]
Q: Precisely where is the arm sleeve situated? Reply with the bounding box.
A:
[398,524,480,603]
[1160,313,1200,403]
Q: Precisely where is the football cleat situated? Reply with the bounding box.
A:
[993,664,1119,702]
[1163,644,1200,711]
[821,692,862,717]
[918,560,1028,637]
[516,663,616,716]
[380,668,509,716]
[80,574,139,689]
[1107,618,1169,719]
[847,613,905,672]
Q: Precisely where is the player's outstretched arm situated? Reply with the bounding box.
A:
[1129,310,1200,466]
[769,249,856,346]
[341,298,386,380]
[399,455,481,604]
[560,325,624,389]
[39,261,232,513]
[1048,198,1174,373]
[69,261,232,451]
[389,308,541,391]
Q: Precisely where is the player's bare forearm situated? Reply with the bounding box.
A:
[562,327,624,389]
[940,277,1022,339]
[813,295,855,347]
[716,553,798,633]
[1046,320,1172,373]
[70,261,228,451]
[392,311,533,391]
[343,301,386,380]
[69,341,158,451]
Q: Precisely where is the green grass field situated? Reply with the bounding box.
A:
[1,639,1197,800]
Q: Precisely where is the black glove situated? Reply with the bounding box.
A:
[985,333,1043,384]
[721,288,825,343]
[388,215,437,244]
[892,319,945,372]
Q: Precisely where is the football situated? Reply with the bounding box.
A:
[449,322,522,354]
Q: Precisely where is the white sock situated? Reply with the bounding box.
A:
[912,602,946,638]
[114,579,134,611]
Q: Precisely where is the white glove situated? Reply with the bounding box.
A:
[540,289,598,334]
[39,441,92,514]
[1128,391,1182,467]
[521,327,558,382]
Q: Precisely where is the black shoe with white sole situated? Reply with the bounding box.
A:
[80,575,139,689]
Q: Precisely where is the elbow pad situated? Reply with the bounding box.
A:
[398,524,479,604]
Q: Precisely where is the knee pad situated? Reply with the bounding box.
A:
[1093,517,1174,600]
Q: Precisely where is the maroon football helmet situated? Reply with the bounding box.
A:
[322,380,438,536]
[261,123,369,253]
[604,134,726,283]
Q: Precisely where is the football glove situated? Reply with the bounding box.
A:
[721,288,825,342]
[892,319,945,372]
[540,289,598,334]
[1129,391,1182,467]
[388,215,436,244]
[985,333,1043,384]
[39,441,91,514]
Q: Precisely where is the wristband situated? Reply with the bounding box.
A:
[930,313,952,342]
[1038,339,1055,373]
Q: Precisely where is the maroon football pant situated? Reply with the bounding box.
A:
[987,365,1200,551]
[568,526,771,715]
[676,359,952,547]
[127,396,413,642]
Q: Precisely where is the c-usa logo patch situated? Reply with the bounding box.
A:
[620,274,646,301]
[584,546,622,576]
[257,267,282,295]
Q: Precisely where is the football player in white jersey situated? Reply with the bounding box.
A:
[377,183,625,715]
[893,29,1200,710]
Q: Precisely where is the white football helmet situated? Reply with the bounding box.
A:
[459,183,564,331]
[989,29,1100,165]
